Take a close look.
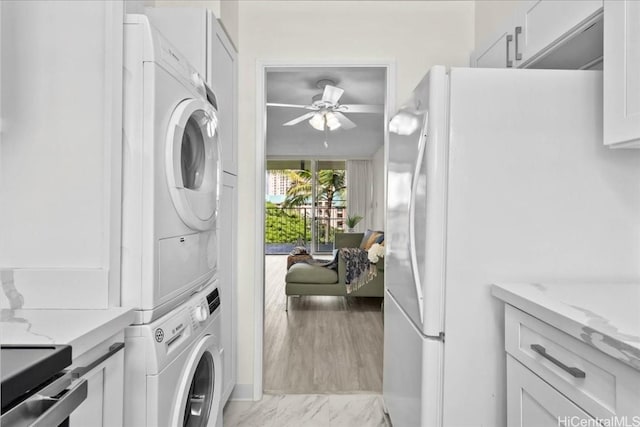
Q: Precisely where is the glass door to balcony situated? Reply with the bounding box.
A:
[313,161,346,253]
[265,160,346,255]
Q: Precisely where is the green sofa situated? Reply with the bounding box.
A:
[284,232,384,310]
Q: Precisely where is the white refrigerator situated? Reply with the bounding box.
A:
[383,66,640,427]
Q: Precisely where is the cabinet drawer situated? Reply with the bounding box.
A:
[505,305,640,419]
[507,355,593,427]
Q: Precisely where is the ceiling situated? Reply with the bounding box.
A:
[265,66,387,159]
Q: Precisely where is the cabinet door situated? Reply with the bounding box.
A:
[219,172,237,403]
[507,355,593,427]
[0,0,123,308]
[474,30,515,68]
[518,0,602,65]
[604,0,640,147]
[70,342,125,427]
[208,13,238,174]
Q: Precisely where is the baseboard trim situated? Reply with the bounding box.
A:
[229,383,254,401]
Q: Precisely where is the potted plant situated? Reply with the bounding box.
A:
[346,214,363,232]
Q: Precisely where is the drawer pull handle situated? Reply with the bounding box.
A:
[530,344,586,378]
[71,342,125,378]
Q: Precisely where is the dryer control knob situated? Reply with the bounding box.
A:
[194,305,208,323]
[191,72,203,88]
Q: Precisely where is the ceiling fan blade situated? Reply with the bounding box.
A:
[322,85,344,105]
[333,112,356,130]
[282,112,316,126]
[267,102,314,110]
[338,104,384,114]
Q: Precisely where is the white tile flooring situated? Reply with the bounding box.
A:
[223,393,391,427]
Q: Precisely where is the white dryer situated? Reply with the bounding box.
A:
[122,14,222,323]
[124,280,224,427]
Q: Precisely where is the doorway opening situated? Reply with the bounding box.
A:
[258,63,393,395]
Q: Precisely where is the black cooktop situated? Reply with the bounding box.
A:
[1,345,72,411]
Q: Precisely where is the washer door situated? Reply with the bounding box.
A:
[166,98,222,231]
[173,335,223,427]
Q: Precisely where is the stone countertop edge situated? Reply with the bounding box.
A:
[491,283,640,372]
[1,308,136,360]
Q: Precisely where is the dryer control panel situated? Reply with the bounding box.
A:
[206,288,220,315]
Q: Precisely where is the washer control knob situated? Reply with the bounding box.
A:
[194,305,208,323]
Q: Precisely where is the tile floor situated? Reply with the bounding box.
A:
[223,394,391,427]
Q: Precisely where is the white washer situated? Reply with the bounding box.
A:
[124,280,224,427]
[122,14,222,323]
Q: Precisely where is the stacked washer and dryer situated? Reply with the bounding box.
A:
[121,15,225,427]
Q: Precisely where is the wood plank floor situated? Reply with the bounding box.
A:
[263,255,384,394]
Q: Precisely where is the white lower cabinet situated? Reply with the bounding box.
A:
[507,356,592,427]
[69,332,126,426]
[504,305,640,425]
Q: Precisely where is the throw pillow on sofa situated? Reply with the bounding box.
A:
[359,229,384,251]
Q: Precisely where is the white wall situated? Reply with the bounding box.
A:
[155,0,220,17]
[236,0,474,398]
[474,0,522,50]
[372,145,385,231]
[219,0,239,50]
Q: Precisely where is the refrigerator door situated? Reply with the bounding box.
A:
[383,290,444,427]
[387,66,448,336]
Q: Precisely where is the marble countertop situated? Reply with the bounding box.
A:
[1,308,135,360]
[491,283,640,371]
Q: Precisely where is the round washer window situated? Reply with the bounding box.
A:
[183,351,214,427]
[181,113,207,190]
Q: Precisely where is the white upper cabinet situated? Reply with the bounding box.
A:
[516,0,602,67]
[603,0,640,148]
[472,0,603,70]
[208,14,238,175]
[473,29,516,69]
[0,1,124,308]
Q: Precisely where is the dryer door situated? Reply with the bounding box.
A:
[166,98,222,231]
[173,335,223,427]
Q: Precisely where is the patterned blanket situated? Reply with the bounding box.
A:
[339,248,377,294]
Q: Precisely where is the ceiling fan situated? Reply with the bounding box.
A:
[266,79,383,131]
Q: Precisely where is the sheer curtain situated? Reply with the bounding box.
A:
[346,160,373,233]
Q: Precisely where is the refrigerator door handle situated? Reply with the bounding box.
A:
[506,34,514,68]
[409,129,427,323]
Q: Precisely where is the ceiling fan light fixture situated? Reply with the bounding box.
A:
[309,113,325,131]
[325,112,341,131]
